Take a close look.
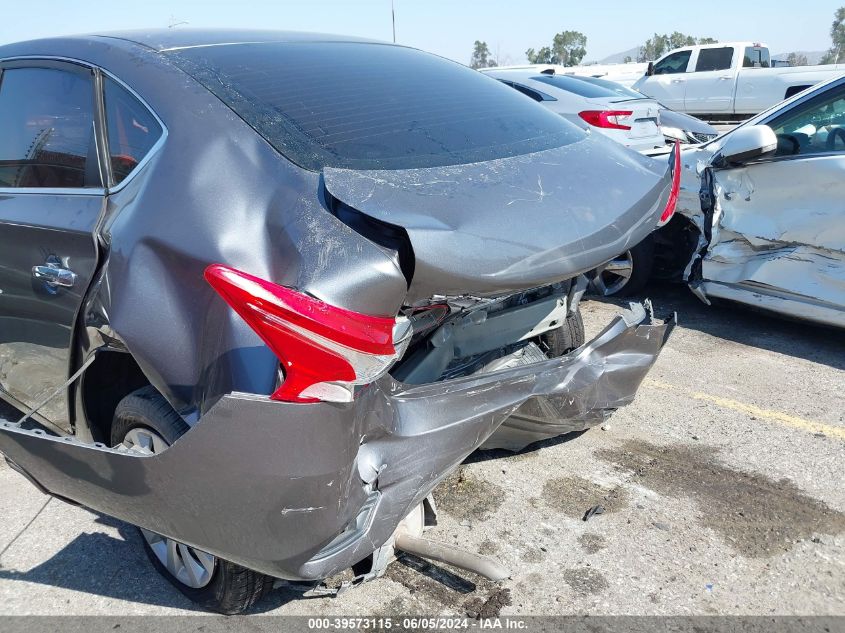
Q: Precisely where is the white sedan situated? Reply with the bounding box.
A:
[482,68,665,153]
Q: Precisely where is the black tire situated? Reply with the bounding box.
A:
[111,386,273,614]
[541,308,586,357]
[592,235,655,297]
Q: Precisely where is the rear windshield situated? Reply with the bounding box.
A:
[168,42,583,171]
[531,74,622,99]
[568,76,646,100]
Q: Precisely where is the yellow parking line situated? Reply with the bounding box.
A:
[643,378,845,440]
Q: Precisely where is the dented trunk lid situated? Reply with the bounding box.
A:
[324,134,673,304]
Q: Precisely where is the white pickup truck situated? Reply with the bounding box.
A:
[632,42,844,119]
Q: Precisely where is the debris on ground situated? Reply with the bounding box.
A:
[583,505,605,521]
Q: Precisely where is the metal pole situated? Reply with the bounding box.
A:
[391,0,396,43]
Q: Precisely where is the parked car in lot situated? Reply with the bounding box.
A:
[633,42,845,120]
[657,107,720,145]
[558,75,720,146]
[482,68,666,152]
[0,30,676,613]
[483,70,715,297]
[638,75,845,327]
[529,75,717,296]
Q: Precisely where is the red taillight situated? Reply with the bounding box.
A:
[578,110,634,130]
[205,264,410,403]
[658,141,682,226]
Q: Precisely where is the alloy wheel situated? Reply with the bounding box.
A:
[118,427,216,588]
[592,251,634,296]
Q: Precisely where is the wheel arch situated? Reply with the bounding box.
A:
[784,85,812,100]
[76,350,151,443]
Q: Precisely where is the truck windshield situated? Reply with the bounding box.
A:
[167,42,584,171]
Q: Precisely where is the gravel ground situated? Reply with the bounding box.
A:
[0,283,843,616]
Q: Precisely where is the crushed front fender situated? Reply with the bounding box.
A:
[0,304,673,580]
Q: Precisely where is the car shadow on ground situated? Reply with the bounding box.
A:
[598,281,845,371]
[466,430,587,464]
[0,511,305,613]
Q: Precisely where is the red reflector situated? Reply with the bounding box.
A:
[578,110,634,130]
[659,141,682,226]
[205,264,405,403]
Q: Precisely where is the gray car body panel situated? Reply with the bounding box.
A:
[675,76,845,327]
[0,306,672,580]
[0,31,676,578]
[323,134,671,304]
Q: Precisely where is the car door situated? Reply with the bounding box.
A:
[0,60,104,431]
[683,46,736,113]
[700,80,845,326]
[635,50,692,111]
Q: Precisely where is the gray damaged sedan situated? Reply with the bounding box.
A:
[0,30,678,612]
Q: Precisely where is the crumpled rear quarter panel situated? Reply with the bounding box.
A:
[0,306,672,580]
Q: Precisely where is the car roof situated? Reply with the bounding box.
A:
[2,29,381,53]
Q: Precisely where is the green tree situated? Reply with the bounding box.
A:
[820,7,845,64]
[470,40,498,69]
[637,33,717,62]
[526,30,587,66]
[624,55,633,63]
[525,46,553,64]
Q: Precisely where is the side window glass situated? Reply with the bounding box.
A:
[104,77,163,184]
[0,67,95,188]
[653,51,692,75]
[769,83,845,156]
[695,48,734,72]
[511,82,545,102]
[743,47,770,68]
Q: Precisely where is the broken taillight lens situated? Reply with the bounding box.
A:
[658,140,682,227]
[205,264,410,403]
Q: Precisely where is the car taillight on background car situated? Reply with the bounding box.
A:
[578,110,634,130]
[657,141,682,227]
[205,264,411,403]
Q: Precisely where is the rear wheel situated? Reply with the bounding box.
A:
[111,386,273,614]
[590,235,654,297]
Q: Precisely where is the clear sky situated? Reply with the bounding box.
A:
[0,0,840,64]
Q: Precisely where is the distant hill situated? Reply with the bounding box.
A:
[772,50,827,65]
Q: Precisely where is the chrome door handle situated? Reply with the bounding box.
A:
[671,79,685,84]
[32,257,76,288]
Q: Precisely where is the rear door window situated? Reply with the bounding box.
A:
[743,47,771,68]
[0,66,96,188]
[103,77,163,185]
[653,51,692,75]
[168,42,583,171]
[695,48,735,72]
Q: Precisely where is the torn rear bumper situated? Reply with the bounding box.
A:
[0,304,672,581]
